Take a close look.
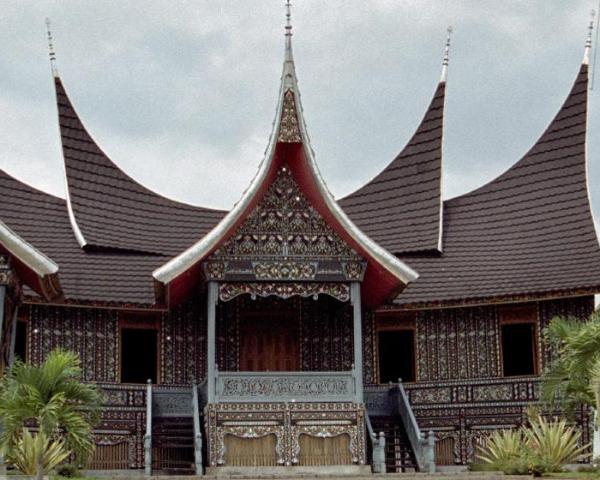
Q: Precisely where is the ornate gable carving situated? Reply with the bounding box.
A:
[277,90,302,143]
[205,167,365,283]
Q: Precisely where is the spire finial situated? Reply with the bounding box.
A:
[284,0,293,58]
[440,26,452,83]
[584,10,595,65]
[45,17,58,77]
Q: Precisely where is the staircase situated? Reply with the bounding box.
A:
[370,417,418,472]
[364,383,434,473]
[152,416,195,474]
[146,385,204,475]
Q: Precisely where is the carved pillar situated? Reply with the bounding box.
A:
[207,281,218,403]
[0,256,19,374]
[351,282,363,403]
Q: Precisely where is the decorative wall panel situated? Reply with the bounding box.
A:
[29,305,117,382]
[415,306,500,381]
[361,310,376,385]
[301,296,352,372]
[161,301,206,384]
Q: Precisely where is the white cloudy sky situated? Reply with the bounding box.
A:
[1,1,598,215]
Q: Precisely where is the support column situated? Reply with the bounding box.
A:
[351,282,363,403]
[207,281,218,403]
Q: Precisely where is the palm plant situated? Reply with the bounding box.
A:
[476,429,528,474]
[541,312,600,419]
[477,415,589,475]
[6,428,70,476]
[524,415,589,475]
[0,349,103,479]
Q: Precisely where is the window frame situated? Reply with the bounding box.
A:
[118,313,161,385]
[498,304,539,378]
[375,312,417,384]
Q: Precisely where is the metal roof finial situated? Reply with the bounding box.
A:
[284,0,293,59]
[440,26,452,83]
[45,18,58,77]
[584,10,595,65]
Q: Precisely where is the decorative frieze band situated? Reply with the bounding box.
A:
[218,282,350,303]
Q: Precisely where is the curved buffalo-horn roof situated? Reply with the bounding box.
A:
[152,15,418,307]
[395,59,600,307]
[55,76,225,255]
[339,34,450,255]
[340,80,445,254]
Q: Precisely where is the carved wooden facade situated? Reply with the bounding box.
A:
[16,294,594,467]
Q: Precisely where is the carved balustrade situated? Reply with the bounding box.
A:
[213,370,358,403]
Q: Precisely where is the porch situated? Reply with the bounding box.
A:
[202,281,367,472]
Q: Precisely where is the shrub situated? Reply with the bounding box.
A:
[525,415,589,475]
[476,428,529,474]
[477,415,590,476]
[7,428,70,476]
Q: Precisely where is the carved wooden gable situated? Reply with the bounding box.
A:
[204,166,365,283]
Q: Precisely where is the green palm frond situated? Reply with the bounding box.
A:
[0,348,102,465]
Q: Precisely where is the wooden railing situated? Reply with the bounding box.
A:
[365,412,386,473]
[192,383,203,475]
[397,380,435,473]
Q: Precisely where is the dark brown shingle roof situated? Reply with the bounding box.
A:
[56,77,225,256]
[0,169,163,305]
[340,82,445,254]
[395,64,600,307]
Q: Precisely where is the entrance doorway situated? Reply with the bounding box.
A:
[239,314,299,371]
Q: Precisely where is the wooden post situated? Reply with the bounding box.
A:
[351,282,363,403]
[192,382,203,475]
[144,379,152,476]
[207,282,217,403]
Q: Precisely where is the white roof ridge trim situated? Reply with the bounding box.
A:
[0,220,59,276]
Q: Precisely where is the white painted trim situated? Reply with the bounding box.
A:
[153,34,418,287]
[0,220,58,276]
[64,178,87,248]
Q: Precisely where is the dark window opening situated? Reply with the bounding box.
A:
[378,330,415,383]
[121,329,157,384]
[501,323,536,376]
[14,320,27,362]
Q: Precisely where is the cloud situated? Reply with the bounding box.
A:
[1,0,599,218]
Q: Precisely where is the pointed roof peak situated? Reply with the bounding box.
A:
[583,10,594,65]
[45,18,59,78]
[440,26,452,83]
[283,0,296,88]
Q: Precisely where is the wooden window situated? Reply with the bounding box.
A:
[376,313,416,383]
[14,319,27,362]
[499,305,538,377]
[119,314,159,384]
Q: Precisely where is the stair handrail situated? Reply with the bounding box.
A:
[365,411,386,473]
[396,379,435,472]
[144,379,152,476]
[192,381,203,475]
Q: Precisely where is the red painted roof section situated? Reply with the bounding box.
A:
[56,77,225,255]
[395,63,600,307]
[340,82,445,254]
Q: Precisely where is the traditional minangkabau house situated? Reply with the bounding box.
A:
[1,5,600,474]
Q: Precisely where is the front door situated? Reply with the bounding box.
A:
[239,314,299,371]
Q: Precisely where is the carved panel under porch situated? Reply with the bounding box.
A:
[204,402,366,468]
